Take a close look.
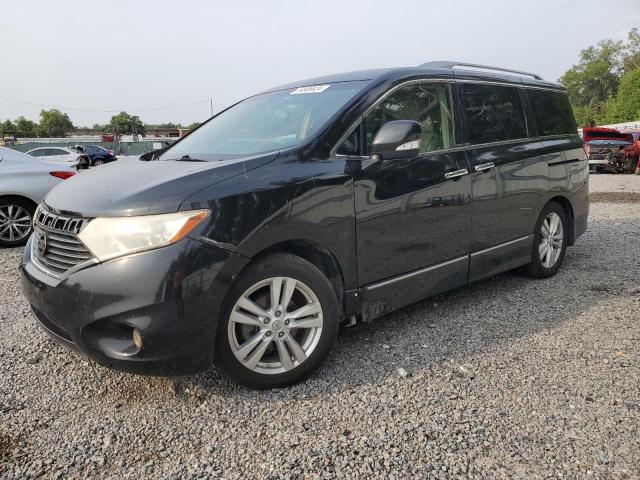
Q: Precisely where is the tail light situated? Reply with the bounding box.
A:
[50,171,76,180]
[582,143,590,159]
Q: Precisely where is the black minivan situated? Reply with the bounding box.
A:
[21,62,588,388]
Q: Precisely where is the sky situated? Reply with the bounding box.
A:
[1,0,639,127]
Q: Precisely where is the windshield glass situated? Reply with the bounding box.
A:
[160,81,367,161]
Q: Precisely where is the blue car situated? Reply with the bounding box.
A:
[75,145,117,166]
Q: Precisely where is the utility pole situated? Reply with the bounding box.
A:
[210,98,213,118]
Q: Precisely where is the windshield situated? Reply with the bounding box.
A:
[160,81,367,161]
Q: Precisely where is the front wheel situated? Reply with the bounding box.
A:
[215,253,339,389]
[0,198,35,248]
[521,202,569,278]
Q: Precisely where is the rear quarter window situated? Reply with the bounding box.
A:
[526,90,577,136]
[462,84,528,145]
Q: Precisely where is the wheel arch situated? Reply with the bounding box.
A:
[547,195,575,246]
[243,239,347,321]
[0,194,39,212]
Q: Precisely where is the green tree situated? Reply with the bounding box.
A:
[560,39,622,126]
[14,116,39,137]
[621,28,640,73]
[604,68,640,123]
[39,109,74,137]
[0,120,16,137]
[187,122,200,129]
[104,111,145,135]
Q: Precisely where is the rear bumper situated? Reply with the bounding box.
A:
[588,159,608,166]
[20,236,248,376]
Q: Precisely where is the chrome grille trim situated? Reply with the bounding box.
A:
[32,206,96,278]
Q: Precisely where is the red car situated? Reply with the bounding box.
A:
[583,127,639,173]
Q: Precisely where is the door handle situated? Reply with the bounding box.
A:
[444,168,469,179]
[475,162,495,172]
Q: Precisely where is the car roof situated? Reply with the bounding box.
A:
[261,62,562,94]
[28,146,73,152]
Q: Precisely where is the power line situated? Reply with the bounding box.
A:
[0,96,210,113]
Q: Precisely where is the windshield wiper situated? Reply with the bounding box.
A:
[160,155,207,162]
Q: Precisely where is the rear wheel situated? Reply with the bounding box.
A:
[215,253,339,389]
[625,156,638,174]
[521,202,568,278]
[0,198,35,248]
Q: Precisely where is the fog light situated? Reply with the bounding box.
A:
[132,329,143,350]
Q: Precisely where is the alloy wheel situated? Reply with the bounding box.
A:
[0,205,32,243]
[539,211,563,268]
[228,276,324,375]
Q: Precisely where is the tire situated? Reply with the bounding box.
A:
[214,253,340,389]
[93,159,104,166]
[625,156,638,174]
[0,198,36,248]
[520,201,569,278]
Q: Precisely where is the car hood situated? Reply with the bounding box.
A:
[43,152,279,217]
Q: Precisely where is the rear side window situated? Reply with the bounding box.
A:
[463,84,527,144]
[526,90,577,136]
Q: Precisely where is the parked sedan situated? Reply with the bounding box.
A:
[26,147,90,169]
[75,145,117,166]
[0,147,76,247]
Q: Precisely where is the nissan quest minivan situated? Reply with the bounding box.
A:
[20,62,588,388]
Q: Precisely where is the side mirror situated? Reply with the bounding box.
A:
[370,120,421,160]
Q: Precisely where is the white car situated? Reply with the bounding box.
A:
[0,147,77,247]
[26,146,89,168]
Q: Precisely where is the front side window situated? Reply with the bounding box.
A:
[160,81,368,161]
[363,82,454,155]
[463,84,527,144]
[526,89,577,136]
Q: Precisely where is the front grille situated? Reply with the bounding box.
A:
[33,207,94,276]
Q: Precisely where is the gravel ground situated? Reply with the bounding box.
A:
[1,175,639,479]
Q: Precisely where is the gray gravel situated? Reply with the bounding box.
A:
[1,175,639,479]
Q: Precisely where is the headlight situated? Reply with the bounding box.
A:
[78,210,209,262]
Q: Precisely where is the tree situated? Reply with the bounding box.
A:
[104,111,145,135]
[0,120,16,137]
[560,39,622,126]
[39,109,74,137]
[604,68,640,123]
[14,116,39,137]
[559,29,640,126]
[622,28,640,73]
[188,122,201,129]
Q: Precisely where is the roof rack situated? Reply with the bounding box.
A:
[419,61,544,81]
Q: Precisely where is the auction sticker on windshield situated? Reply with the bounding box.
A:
[290,85,331,94]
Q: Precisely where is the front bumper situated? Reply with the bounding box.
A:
[20,236,247,376]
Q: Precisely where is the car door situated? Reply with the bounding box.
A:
[352,81,472,319]
[459,82,548,282]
